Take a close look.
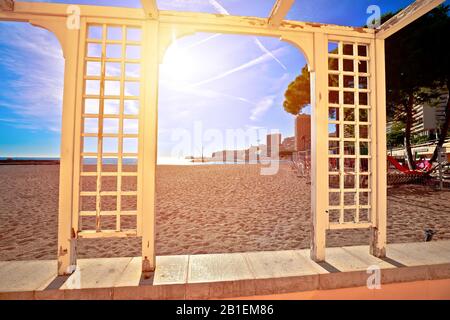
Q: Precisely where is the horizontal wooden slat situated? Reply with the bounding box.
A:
[83,114,139,119]
[82,133,139,138]
[86,39,141,46]
[77,230,137,239]
[83,95,140,100]
[85,76,141,82]
[329,205,371,210]
[329,188,372,193]
[81,152,98,157]
[328,54,370,61]
[80,171,138,177]
[81,152,138,158]
[328,222,372,230]
[328,87,371,93]
[80,191,137,196]
[79,210,137,217]
[328,71,371,77]
[101,153,138,158]
[328,121,372,126]
[85,58,141,64]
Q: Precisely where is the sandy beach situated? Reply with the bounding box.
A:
[0,164,449,261]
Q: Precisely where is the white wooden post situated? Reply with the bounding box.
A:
[370,38,387,257]
[141,19,159,275]
[310,32,329,262]
[57,25,81,275]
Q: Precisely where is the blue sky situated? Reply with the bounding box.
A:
[0,0,419,159]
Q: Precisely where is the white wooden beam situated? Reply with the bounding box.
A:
[1,2,374,38]
[141,0,158,19]
[0,0,14,11]
[376,0,445,40]
[268,0,295,28]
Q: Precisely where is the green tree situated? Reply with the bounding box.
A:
[387,121,405,148]
[385,5,450,168]
[283,65,310,115]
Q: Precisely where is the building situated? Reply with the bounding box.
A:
[211,151,227,161]
[212,132,299,163]
[266,133,282,158]
[411,93,448,139]
[385,92,449,161]
[211,150,245,162]
[279,136,296,160]
[295,114,311,152]
[281,136,295,152]
[387,92,448,139]
[244,145,262,163]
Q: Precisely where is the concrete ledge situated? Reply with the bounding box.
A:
[1,262,449,300]
[319,271,368,290]
[426,263,450,280]
[381,265,430,284]
[1,241,450,300]
[0,291,35,300]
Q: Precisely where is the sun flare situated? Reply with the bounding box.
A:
[161,44,198,82]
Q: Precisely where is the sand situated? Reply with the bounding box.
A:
[0,164,449,261]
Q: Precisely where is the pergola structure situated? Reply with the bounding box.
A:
[0,0,444,276]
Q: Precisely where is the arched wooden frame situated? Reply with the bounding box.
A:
[0,0,443,276]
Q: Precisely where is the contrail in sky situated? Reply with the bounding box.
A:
[208,0,287,70]
[183,33,222,50]
[189,46,288,88]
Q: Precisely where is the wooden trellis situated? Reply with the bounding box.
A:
[77,22,143,238]
[0,0,443,276]
[326,38,375,230]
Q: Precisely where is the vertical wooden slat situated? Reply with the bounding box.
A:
[136,25,144,237]
[354,42,360,224]
[95,24,107,232]
[337,41,344,224]
[369,39,377,225]
[116,25,126,232]
[72,18,88,237]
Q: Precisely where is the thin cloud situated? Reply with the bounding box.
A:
[208,0,230,15]
[208,0,287,70]
[182,33,222,51]
[0,24,64,133]
[250,95,276,121]
[253,38,287,70]
[189,46,288,88]
[160,80,256,106]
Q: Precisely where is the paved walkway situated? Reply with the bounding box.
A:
[1,241,449,299]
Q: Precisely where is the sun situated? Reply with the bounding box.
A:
[161,43,198,83]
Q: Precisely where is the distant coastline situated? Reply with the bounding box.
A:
[0,157,60,165]
[0,157,291,166]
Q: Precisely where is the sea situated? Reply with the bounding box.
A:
[0,157,290,165]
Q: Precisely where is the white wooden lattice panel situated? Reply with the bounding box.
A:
[326,38,375,230]
[77,22,143,238]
